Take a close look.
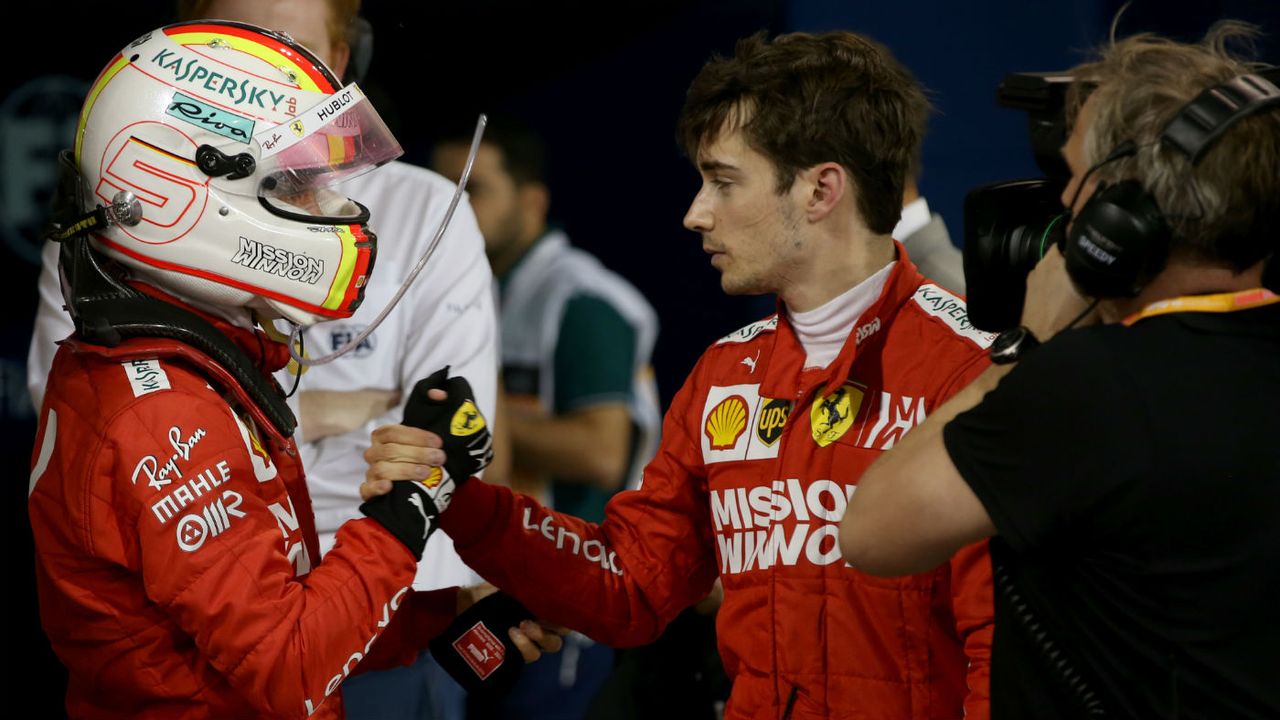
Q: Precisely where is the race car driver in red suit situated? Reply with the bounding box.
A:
[27,21,556,719]
[364,32,995,719]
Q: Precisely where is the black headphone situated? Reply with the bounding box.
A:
[1063,70,1280,298]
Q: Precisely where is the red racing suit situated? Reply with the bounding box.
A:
[442,250,996,719]
[28,296,457,719]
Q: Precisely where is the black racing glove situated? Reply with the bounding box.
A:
[401,366,494,494]
[430,591,534,695]
[359,366,493,559]
[359,480,439,560]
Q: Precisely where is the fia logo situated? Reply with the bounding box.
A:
[329,324,375,357]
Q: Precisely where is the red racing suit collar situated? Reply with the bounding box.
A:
[760,240,925,399]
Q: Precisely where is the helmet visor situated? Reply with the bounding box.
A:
[248,84,402,201]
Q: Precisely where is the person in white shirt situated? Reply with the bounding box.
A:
[894,176,966,293]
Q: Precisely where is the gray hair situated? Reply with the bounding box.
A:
[1067,21,1280,270]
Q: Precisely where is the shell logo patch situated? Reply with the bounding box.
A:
[810,383,863,447]
[421,466,443,489]
[450,400,485,436]
[755,398,791,447]
[705,395,748,450]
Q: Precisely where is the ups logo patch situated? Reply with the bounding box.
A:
[755,398,791,447]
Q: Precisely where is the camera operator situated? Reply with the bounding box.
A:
[839,23,1280,719]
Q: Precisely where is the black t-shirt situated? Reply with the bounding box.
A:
[943,303,1280,720]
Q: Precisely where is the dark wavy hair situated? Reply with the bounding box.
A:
[678,31,929,234]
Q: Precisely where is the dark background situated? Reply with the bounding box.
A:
[5,0,1276,714]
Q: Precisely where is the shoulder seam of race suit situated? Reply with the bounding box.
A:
[907,282,997,350]
[714,314,779,345]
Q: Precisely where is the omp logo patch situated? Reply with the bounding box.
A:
[454,622,506,680]
[810,383,863,447]
[175,489,245,552]
[911,284,997,348]
[450,400,485,436]
[755,399,791,447]
[704,395,748,450]
[716,316,778,345]
[124,358,170,397]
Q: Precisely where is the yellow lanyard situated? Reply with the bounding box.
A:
[1122,288,1279,326]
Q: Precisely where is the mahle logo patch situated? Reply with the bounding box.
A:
[810,383,864,447]
[450,400,485,436]
[705,395,748,450]
[755,398,791,447]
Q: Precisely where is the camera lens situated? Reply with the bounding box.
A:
[963,179,1068,332]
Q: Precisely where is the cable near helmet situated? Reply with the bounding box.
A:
[72,20,402,326]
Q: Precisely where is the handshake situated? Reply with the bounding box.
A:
[358,366,494,559]
[358,367,551,694]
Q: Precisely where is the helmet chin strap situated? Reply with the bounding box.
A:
[285,114,488,367]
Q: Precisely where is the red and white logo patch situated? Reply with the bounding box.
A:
[452,622,505,680]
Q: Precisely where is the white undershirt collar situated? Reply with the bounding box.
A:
[787,261,895,369]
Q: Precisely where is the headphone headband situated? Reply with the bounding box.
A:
[1161,73,1280,165]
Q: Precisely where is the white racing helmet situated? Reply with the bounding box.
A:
[72,20,402,325]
